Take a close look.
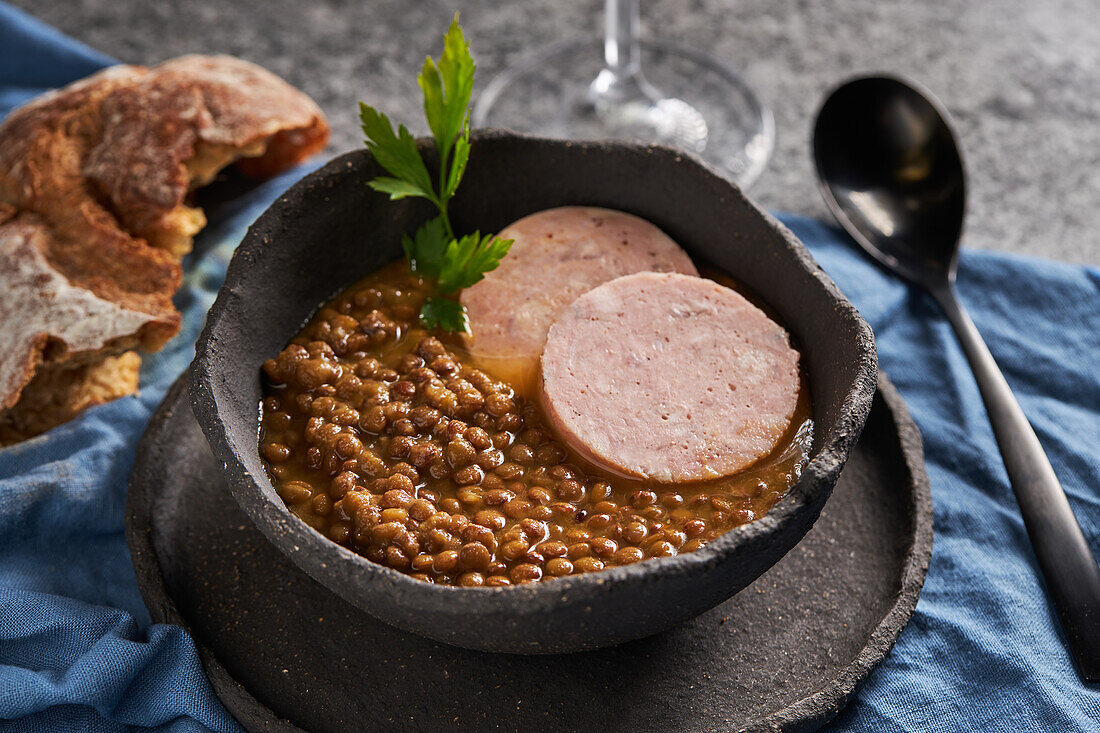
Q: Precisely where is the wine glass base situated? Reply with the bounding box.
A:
[473,39,775,189]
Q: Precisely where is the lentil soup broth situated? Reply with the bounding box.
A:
[259,260,813,587]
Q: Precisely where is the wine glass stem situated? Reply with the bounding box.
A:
[604,0,641,80]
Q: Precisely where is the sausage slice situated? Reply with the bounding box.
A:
[540,272,802,483]
[461,207,697,395]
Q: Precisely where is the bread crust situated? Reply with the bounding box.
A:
[0,55,329,442]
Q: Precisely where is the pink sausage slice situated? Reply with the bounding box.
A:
[462,207,697,395]
[540,272,802,483]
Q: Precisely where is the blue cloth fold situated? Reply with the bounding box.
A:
[0,3,1097,730]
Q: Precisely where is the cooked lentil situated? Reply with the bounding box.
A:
[259,260,812,586]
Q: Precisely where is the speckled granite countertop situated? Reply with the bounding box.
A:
[14,0,1098,264]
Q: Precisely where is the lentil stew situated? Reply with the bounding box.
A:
[259,260,812,587]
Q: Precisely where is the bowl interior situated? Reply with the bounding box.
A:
[191,130,876,624]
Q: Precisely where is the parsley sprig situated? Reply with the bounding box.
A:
[359,16,512,333]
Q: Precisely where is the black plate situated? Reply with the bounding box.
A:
[127,372,931,733]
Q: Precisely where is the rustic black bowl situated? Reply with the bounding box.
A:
[190,130,877,654]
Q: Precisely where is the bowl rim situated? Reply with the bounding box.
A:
[189,129,878,616]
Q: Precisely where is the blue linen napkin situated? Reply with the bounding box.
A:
[0,3,1097,730]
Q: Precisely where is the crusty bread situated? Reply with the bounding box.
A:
[0,56,329,444]
[0,351,141,447]
[0,215,176,409]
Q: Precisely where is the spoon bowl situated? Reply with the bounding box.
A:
[813,75,964,286]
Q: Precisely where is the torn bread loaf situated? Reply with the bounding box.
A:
[0,56,329,445]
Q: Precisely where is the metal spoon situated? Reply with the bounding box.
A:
[812,74,1100,682]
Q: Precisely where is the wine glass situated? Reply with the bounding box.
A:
[473,0,774,188]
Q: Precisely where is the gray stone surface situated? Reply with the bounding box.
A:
[13,0,1099,264]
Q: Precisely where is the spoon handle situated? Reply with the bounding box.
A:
[932,283,1100,682]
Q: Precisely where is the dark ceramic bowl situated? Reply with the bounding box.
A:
[190,130,877,654]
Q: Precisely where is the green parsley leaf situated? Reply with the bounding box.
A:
[368,177,431,201]
[437,231,514,293]
[418,16,474,167]
[444,133,470,199]
[400,215,449,276]
[419,296,470,333]
[359,103,437,204]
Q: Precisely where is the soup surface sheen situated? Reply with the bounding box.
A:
[259,260,812,587]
